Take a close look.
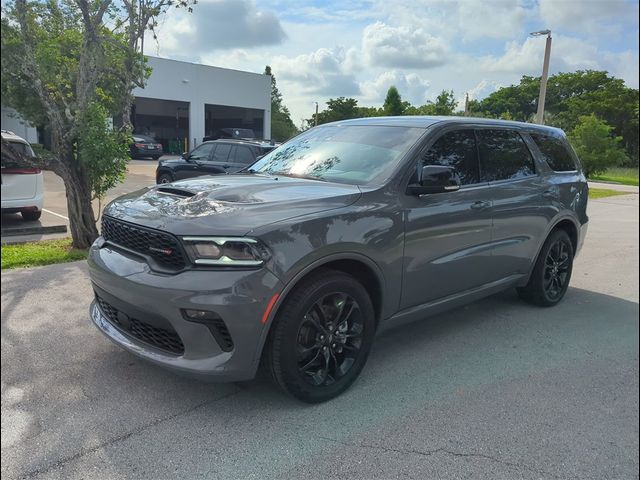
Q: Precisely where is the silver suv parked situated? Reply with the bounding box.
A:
[89,116,588,402]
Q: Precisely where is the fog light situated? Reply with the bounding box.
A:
[183,309,220,321]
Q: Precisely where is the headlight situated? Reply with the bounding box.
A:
[182,237,268,267]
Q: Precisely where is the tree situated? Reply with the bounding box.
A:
[1,0,192,248]
[568,115,628,177]
[309,97,360,125]
[383,86,404,116]
[469,71,639,165]
[264,66,298,142]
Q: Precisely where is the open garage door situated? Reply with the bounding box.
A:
[132,97,189,155]
[204,104,265,142]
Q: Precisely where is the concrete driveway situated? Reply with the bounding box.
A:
[1,194,638,479]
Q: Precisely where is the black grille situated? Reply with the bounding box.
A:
[96,295,184,355]
[210,318,234,351]
[101,215,186,270]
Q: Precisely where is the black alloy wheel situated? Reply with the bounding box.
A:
[517,229,574,307]
[296,292,364,387]
[267,269,375,403]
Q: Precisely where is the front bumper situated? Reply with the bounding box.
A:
[88,241,283,381]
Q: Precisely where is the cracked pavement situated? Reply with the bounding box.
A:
[2,194,638,479]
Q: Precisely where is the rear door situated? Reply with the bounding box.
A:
[205,142,233,174]
[227,145,257,172]
[401,128,495,308]
[476,128,554,278]
[1,141,38,201]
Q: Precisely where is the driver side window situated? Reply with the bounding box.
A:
[423,130,480,185]
[189,143,216,160]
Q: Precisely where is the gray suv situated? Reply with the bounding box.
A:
[89,116,588,402]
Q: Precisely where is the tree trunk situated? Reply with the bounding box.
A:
[64,165,98,249]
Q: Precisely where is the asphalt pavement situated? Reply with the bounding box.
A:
[1,194,638,480]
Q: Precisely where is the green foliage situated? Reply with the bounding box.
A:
[383,86,404,116]
[1,238,88,270]
[310,97,361,125]
[568,115,628,177]
[77,103,130,199]
[588,188,630,200]
[264,65,298,142]
[590,167,639,186]
[469,71,639,166]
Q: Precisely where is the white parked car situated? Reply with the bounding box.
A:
[1,129,44,221]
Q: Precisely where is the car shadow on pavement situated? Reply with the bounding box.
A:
[1,265,638,479]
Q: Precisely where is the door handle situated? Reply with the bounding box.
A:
[470,200,490,210]
[542,190,556,199]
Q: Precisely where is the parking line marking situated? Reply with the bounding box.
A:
[43,208,69,221]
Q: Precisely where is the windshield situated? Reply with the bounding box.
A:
[250,125,424,185]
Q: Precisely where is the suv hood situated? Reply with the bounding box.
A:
[103,174,361,236]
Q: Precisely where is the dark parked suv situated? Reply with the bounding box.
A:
[155,139,276,184]
[89,116,588,402]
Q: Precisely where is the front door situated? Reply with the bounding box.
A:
[175,143,216,180]
[400,129,495,309]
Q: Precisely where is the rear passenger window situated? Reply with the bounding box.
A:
[234,146,256,165]
[476,129,536,182]
[530,133,576,172]
[423,130,479,185]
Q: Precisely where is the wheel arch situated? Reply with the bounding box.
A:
[252,253,386,367]
[518,215,580,287]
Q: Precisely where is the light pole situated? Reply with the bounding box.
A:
[314,102,319,127]
[530,29,552,125]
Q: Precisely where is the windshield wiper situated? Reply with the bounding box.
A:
[271,172,327,182]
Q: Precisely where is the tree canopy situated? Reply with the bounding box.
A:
[264,65,298,142]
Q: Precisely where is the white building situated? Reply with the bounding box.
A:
[2,56,272,152]
[1,107,38,144]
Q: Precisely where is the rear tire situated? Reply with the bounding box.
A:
[21,210,42,221]
[267,269,376,403]
[157,173,173,184]
[517,229,574,307]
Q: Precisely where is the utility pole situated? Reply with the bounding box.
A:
[531,29,552,125]
[464,93,469,116]
[314,102,319,126]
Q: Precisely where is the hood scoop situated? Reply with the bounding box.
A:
[156,187,196,198]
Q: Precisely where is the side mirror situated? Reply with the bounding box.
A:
[407,165,461,195]
[181,151,190,160]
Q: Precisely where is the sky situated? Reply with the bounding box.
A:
[144,0,640,127]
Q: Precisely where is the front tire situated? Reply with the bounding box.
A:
[517,229,574,307]
[157,173,173,184]
[267,269,376,403]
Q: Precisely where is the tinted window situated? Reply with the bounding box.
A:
[251,125,424,185]
[476,129,535,181]
[233,146,256,165]
[212,143,232,162]
[530,133,576,172]
[189,143,215,160]
[423,130,479,185]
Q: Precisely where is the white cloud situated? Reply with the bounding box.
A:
[271,47,360,96]
[538,0,636,33]
[145,0,286,56]
[360,71,431,105]
[457,0,527,40]
[362,22,448,69]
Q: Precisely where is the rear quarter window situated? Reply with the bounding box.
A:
[530,133,577,172]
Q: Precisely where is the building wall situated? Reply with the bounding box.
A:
[134,57,271,148]
[1,107,39,144]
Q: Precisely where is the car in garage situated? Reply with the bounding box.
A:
[155,138,277,183]
[1,129,44,221]
[130,134,163,160]
[90,116,588,403]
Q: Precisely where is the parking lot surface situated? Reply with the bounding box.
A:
[1,194,638,479]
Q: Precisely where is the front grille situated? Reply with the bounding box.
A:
[101,215,186,270]
[96,295,185,355]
